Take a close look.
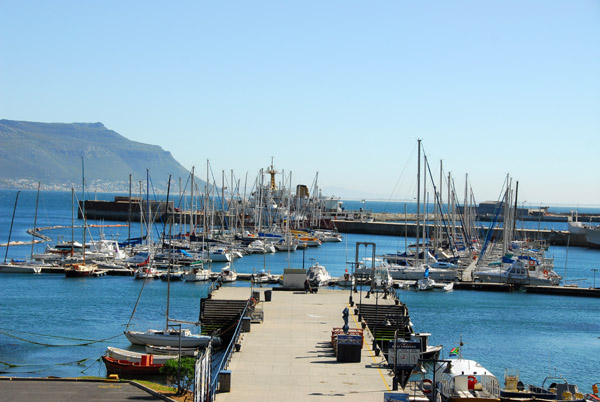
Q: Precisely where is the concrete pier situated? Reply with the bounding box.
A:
[210,286,410,402]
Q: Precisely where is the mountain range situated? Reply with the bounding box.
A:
[0,119,199,192]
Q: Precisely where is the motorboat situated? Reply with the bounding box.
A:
[0,261,43,274]
[335,270,354,287]
[501,372,587,402]
[306,262,331,288]
[252,269,272,284]
[102,354,163,376]
[474,257,561,286]
[145,344,199,357]
[417,277,435,291]
[219,265,237,282]
[389,263,459,282]
[134,266,160,280]
[183,262,210,282]
[160,268,184,281]
[435,357,501,402]
[106,346,177,365]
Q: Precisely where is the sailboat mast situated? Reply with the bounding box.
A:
[165,175,172,330]
[128,174,132,244]
[71,187,74,256]
[415,139,421,266]
[82,157,86,263]
[31,183,40,260]
[4,191,20,264]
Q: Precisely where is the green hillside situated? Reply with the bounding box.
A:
[0,119,199,192]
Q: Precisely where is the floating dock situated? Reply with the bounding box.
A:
[209,286,422,402]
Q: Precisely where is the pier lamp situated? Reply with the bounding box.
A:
[592,269,598,289]
[372,288,381,356]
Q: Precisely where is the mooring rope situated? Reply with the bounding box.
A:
[0,329,122,347]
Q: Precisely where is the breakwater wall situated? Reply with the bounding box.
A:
[332,220,587,248]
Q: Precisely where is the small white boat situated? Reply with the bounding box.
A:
[306,262,331,287]
[252,269,271,284]
[134,266,160,280]
[0,261,42,274]
[209,247,232,262]
[145,344,199,357]
[106,346,177,365]
[183,263,210,282]
[417,277,436,291]
[219,265,237,282]
[335,270,354,287]
[434,281,454,291]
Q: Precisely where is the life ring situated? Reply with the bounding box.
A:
[529,260,535,266]
[543,270,549,276]
[422,378,433,394]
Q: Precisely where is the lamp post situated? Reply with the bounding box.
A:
[592,269,598,289]
[354,242,376,322]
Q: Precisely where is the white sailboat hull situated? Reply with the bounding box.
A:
[124,330,213,348]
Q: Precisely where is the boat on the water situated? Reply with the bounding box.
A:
[0,261,42,274]
[124,328,214,348]
[183,262,210,282]
[219,265,237,282]
[106,346,177,364]
[145,344,199,357]
[435,357,501,402]
[500,373,588,402]
[101,354,163,376]
[474,257,561,286]
[334,270,354,287]
[64,263,98,277]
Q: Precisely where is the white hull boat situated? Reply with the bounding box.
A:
[306,262,331,287]
[474,258,561,286]
[183,264,210,282]
[0,262,42,274]
[389,264,459,282]
[124,328,213,348]
[145,344,199,357]
[106,346,177,364]
[435,358,500,402]
[219,265,237,282]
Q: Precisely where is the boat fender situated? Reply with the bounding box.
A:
[422,378,433,394]
[529,260,535,266]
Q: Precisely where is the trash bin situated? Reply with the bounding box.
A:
[336,334,362,362]
[264,290,272,302]
[219,370,232,392]
[242,316,251,332]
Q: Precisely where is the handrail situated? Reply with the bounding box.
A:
[208,298,252,400]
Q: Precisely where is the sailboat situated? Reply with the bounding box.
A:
[64,181,98,277]
[0,191,42,274]
[124,173,217,349]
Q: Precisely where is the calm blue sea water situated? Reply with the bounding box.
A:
[0,190,599,391]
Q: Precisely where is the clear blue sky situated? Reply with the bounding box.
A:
[1,1,599,206]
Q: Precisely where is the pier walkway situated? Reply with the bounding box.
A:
[211,286,399,402]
